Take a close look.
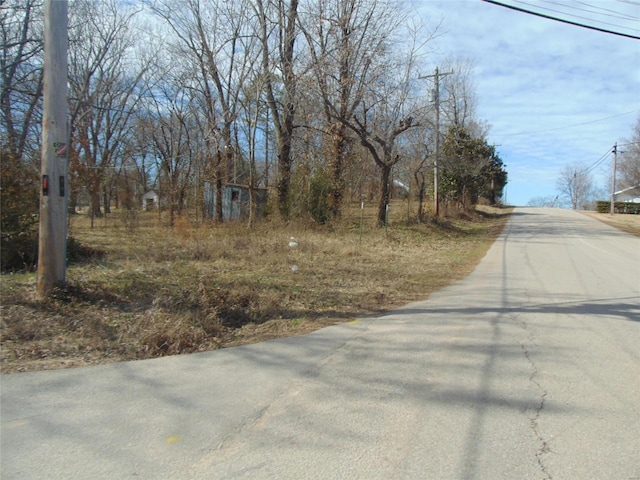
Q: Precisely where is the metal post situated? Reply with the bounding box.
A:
[37,0,69,298]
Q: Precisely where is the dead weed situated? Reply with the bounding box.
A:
[1,205,511,373]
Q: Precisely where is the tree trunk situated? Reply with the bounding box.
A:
[257,0,298,220]
[216,175,224,222]
[212,149,224,222]
[378,164,391,227]
[103,185,111,214]
[277,135,292,219]
[169,187,175,227]
[329,123,348,218]
[415,172,426,223]
[90,188,101,229]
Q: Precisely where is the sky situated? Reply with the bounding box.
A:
[414,0,640,206]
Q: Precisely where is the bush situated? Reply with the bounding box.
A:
[596,200,640,214]
[1,151,105,272]
[308,168,332,224]
[1,150,39,272]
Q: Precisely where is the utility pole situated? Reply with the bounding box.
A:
[420,67,453,217]
[610,142,617,215]
[37,0,69,299]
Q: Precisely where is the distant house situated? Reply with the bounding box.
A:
[141,190,159,210]
[615,186,640,203]
[203,183,268,221]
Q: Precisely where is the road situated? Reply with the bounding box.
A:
[2,208,639,479]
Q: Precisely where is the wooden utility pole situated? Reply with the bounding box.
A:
[37,0,69,299]
[610,143,617,215]
[420,67,453,217]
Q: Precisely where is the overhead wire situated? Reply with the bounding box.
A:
[582,147,612,174]
[546,0,640,24]
[569,0,639,21]
[480,0,640,39]
[491,110,640,137]
[514,0,640,32]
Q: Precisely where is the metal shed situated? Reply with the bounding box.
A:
[203,183,268,221]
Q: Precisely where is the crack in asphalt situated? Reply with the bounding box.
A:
[520,321,553,480]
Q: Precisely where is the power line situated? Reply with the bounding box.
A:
[481,0,640,40]
[582,146,611,174]
[516,0,640,32]
[495,110,640,137]
[570,0,639,22]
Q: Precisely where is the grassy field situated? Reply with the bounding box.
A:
[1,203,511,373]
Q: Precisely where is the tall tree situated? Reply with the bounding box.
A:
[440,58,478,131]
[1,0,44,159]
[1,1,43,271]
[440,125,503,210]
[149,0,259,221]
[238,73,273,227]
[479,151,507,205]
[300,0,401,218]
[339,24,430,226]
[618,115,640,189]
[140,77,198,227]
[403,126,435,222]
[556,164,594,210]
[254,0,299,219]
[67,0,147,225]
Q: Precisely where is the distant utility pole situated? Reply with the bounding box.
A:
[37,0,69,299]
[420,67,453,217]
[610,142,617,216]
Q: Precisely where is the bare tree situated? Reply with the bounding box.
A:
[148,0,259,222]
[238,72,273,227]
[1,0,44,160]
[139,76,199,227]
[404,126,434,222]
[254,0,299,219]
[556,164,595,210]
[440,57,478,131]
[619,115,640,189]
[527,195,560,208]
[339,22,430,226]
[299,0,403,218]
[68,0,148,226]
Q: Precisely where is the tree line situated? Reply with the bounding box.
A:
[1,0,507,268]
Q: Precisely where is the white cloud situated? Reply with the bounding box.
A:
[415,0,640,205]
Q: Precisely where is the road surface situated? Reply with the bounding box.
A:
[2,208,639,479]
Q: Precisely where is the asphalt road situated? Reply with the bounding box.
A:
[2,207,639,480]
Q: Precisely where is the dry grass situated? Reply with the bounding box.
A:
[580,211,640,237]
[1,203,511,373]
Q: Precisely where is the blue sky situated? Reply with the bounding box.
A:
[415,0,640,206]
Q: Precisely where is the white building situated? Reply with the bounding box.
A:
[615,186,640,203]
[141,190,159,210]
